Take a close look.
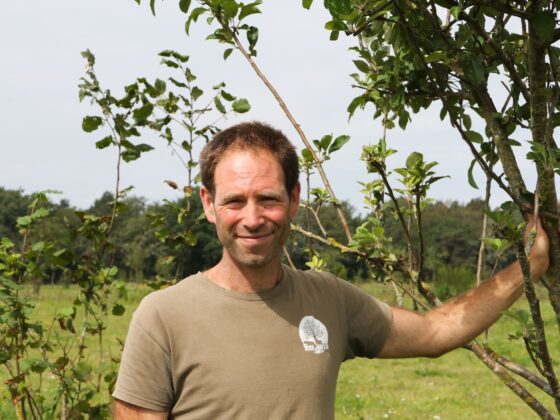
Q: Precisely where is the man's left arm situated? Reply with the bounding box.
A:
[377,218,549,359]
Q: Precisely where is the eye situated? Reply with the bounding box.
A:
[261,196,281,205]
[221,198,243,208]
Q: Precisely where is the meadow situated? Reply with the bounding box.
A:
[1,281,558,419]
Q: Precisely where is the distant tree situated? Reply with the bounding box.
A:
[0,187,32,244]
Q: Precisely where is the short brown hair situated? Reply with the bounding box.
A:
[200,122,299,196]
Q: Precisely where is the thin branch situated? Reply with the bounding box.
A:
[374,164,416,263]
[517,240,560,408]
[283,246,296,269]
[460,12,530,103]
[390,1,524,209]
[468,342,555,419]
[484,347,554,397]
[291,223,365,258]
[210,10,353,242]
[389,276,431,311]
[300,203,328,238]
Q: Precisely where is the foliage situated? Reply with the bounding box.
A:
[0,191,127,417]
[3,0,560,415]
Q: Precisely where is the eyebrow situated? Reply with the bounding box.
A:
[218,191,284,203]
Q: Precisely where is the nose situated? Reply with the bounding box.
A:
[242,201,264,230]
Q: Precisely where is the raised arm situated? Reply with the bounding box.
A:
[378,218,549,359]
[113,399,168,420]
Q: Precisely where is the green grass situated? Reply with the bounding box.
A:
[1,282,559,419]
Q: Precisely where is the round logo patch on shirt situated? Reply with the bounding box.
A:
[298,316,329,354]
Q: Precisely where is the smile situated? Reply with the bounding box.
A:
[236,233,273,244]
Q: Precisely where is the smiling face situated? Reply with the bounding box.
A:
[200,148,300,271]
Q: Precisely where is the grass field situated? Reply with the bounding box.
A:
[1,281,558,419]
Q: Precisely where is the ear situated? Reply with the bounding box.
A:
[200,186,216,224]
[289,182,301,219]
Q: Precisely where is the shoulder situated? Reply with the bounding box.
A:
[284,264,341,284]
[282,265,362,302]
[284,264,363,292]
[133,272,206,325]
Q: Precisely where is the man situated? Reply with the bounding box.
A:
[113,122,549,419]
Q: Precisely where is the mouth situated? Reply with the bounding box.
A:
[236,232,273,245]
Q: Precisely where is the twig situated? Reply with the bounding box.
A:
[391,0,524,208]
[485,347,554,397]
[300,203,328,238]
[283,247,296,269]
[468,342,555,419]
[210,9,353,242]
[291,223,365,257]
[517,241,560,409]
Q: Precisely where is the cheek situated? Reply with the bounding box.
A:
[216,209,241,227]
[267,207,291,222]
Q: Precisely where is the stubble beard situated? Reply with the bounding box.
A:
[218,220,290,269]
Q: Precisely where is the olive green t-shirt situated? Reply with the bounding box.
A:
[113,265,392,419]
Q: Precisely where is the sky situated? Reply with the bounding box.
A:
[1,0,539,212]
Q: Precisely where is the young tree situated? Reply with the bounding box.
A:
[130,0,560,415]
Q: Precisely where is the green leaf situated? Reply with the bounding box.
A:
[347,95,364,119]
[232,98,251,113]
[239,2,262,20]
[73,361,92,382]
[82,116,103,132]
[450,5,461,20]
[463,57,486,85]
[133,103,154,122]
[31,241,45,252]
[221,90,236,101]
[223,48,234,60]
[534,11,555,41]
[185,7,207,35]
[463,114,472,130]
[135,143,154,153]
[150,0,156,15]
[154,78,166,95]
[122,150,141,162]
[80,49,95,66]
[95,136,113,149]
[301,148,313,162]
[214,97,226,114]
[222,0,239,19]
[246,26,259,52]
[112,304,126,316]
[191,86,203,101]
[57,307,75,318]
[353,60,370,73]
[324,0,352,17]
[179,0,191,13]
[161,59,179,68]
[318,134,332,151]
[467,159,479,189]
[328,135,350,153]
[405,151,423,169]
[302,0,313,9]
[17,215,32,227]
[465,130,483,143]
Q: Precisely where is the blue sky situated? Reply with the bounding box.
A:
[1,1,537,211]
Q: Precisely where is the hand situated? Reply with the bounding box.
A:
[526,216,549,279]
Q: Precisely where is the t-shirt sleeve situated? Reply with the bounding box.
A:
[112,297,174,412]
[339,279,393,360]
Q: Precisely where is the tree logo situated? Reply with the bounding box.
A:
[298,316,329,354]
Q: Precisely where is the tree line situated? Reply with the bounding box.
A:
[0,186,508,297]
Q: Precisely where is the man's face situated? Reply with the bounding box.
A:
[200,148,300,270]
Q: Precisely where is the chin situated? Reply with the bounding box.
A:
[233,253,275,268]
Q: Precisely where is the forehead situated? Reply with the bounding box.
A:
[213,148,286,194]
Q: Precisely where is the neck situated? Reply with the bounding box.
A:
[205,257,283,293]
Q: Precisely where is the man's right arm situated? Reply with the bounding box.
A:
[113,399,168,419]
